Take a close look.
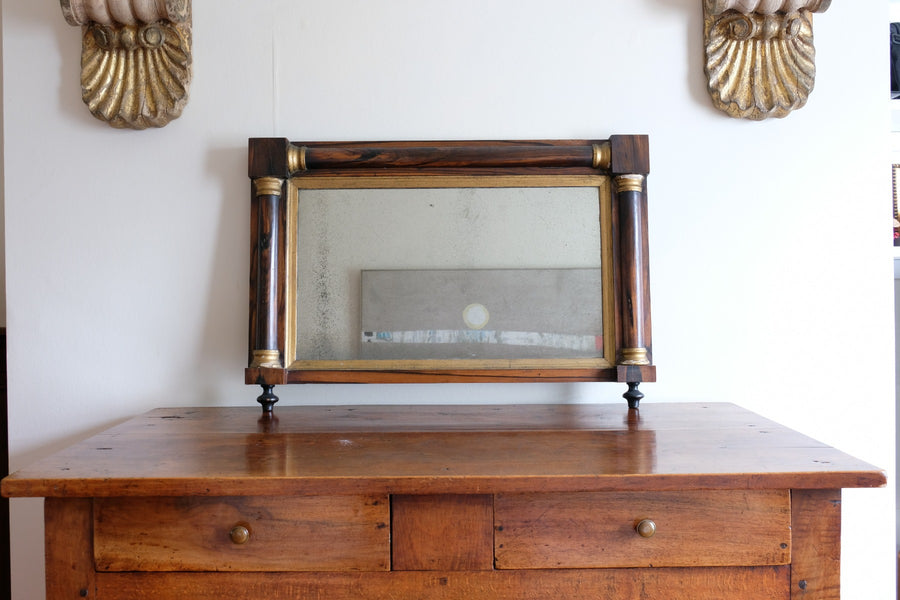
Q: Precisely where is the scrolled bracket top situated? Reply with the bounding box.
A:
[703,0,832,120]
[61,0,189,26]
[706,0,831,15]
[58,0,192,129]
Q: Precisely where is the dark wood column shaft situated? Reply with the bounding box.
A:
[251,177,282,367]
[615,175,649,365]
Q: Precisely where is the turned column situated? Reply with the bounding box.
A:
[250,177,283,370]
[615,174,650,367]
[249,176,283,415]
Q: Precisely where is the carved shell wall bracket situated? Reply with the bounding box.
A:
[59,0,192,129]
[703,0,832,120]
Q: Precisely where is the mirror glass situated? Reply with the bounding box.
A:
[288,178,613,369]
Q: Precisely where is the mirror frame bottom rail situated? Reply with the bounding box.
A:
[246,137,653,414]
[245,365,657,385]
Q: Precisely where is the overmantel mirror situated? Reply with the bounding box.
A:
[247,137,653,415]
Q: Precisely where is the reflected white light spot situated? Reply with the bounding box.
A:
[463,303,490,330]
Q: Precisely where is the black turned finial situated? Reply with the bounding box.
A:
[257,384,279,416]
[623,382,643,409]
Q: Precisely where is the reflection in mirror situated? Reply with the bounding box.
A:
[293,186,607,365]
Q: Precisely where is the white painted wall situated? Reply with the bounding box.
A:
[0,4,4,330]
[3,0,895,597]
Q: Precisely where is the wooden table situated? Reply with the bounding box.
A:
[2,402,885,599]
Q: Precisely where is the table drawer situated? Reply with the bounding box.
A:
[494,490,791,569]
[94,495,390,572]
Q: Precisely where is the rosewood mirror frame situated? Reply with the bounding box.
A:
[246,136,654,414]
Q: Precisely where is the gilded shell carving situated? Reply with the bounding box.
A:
[80,20,191,129]
[704,8,818,120]
[60,0,191,129]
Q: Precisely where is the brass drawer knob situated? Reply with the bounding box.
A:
[636,519,656,538]
[229,525,250,545]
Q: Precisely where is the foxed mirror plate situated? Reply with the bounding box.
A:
[286,176,615,372]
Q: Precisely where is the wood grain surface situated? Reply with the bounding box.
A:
[94,495,389,572]
[2,403,883,498]
[495,490,790,568]
[790,489,842,599]
[21,403,884,600]
[45,498,95,600]
[94,567,790,600]
[392,494,494,571]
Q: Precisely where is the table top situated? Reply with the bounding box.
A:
[1,403,885,498]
